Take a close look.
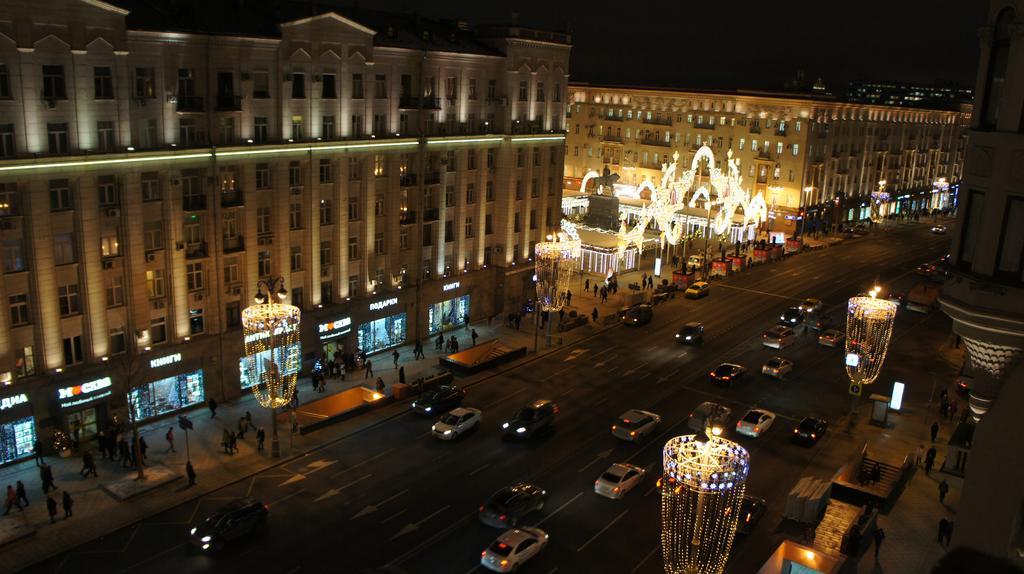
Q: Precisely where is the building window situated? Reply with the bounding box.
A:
[444,220,454,243]
[348,195,360,221]
[351,115,363,138]
[375,74,387,99]
[981,8,1013,128]
[465,216,474,238]
[100,229,120,257]
[150,317,167,344]
[529,210,537,229]
[375,232,386,254]
[255,164,271,190]
[319,198,333,225]
[258,250,272,276]
[518,81,528,102]
[486,181,494,202]
[514,213,520,233]
[94,66,114,99]
[375,199,385,217]
[256,206,272,234]
[253,71,270,98]
[348,236,359,260]
[42,65,67,99]
[8,293,29,326]
[321,73,336,99]
[515,181,523,200]
[177,68,195,96]
[186,262,204,291]
[352,74,364,99]
[536,82,545,102]
[63,335,84,366]
[445,186,455,207]
[290,246,302,272]
[320,241,332,266]
[792,144,799,156]
[109,326,126,355]
[487,79,497,100]
[399,228,409,250]
[224,257,239,285]
[53,233,76,265]
[466,183,476,204]
[485,214,493,235]
[226,301,241,328]
[322,115,335,139]
[349,275,359,296]
[141,173,161,201]
[291,287,303,308]
[106,275,124,307]
[254,117,268,144]
[58,283,80,316]
[14,346,35,377]
[374,154,386,177]
[291,72,306,98]
[291,116,304,140]
[134,67,155,98]
[0,124,14,158]
[146,269,165,298]
[531,179,539,198]
[423,223,433,247]
[179,118,197,146]
[468,78,477,100]
[289,203,302,230]
[47,123,69,154]
[98,175,118,206]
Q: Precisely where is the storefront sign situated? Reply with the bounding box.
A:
[0,393,28,411]
[442,281,461,292]
[318,316,352,341]
[369,297,399,312]
[58,377,113,409]
[149,353,182,369]
[243,322,298,344]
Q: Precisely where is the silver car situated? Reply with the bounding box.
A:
[611,409,661,442]
[761,357,793,378]
[594,463,646,499]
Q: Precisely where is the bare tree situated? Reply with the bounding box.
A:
[112,336,147,480]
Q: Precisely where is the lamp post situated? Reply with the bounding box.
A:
[800,186,814,236]
[242,276,300,458]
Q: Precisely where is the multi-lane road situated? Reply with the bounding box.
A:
[22,223,951,574]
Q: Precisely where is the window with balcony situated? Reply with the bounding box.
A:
[254,117,268,144]
[351,114,363,138]
[322,115,335,139]
[94,66,113,99]
[292,116,304,140]
[179,118,197,146]
[42,65,66,100]
[58,283,80,316]
[190,308,204,335]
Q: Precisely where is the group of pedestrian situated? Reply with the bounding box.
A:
[221,428,239,455]
[505,312,523,330]
[219,413,263,454]
[443,335,461,353]
[7,469,73,524]
[413,339,425,359]
[639,273,656,290]
[3,481,28,515]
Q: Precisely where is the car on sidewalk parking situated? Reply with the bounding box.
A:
[736,408,776,438]
[761,357,793,378]
[624,304,654,326]
[480,528,549,572]
[734,496,767,535]
[710,363,747,386]
[612,409,661,441]
[931,224,947,234]
[431,407,482,440]
[688,401,732,432]
[799,298,824,314]
[411,384,465,415]
[762,325,797,349]
[479,483,546,528]
[189,498,268,552]
[594,463,646,499]
[779,307,804,326]
[502,400,558,439]
[676,321,704,344]
[684,281,711,299]
[791,417,828,445]
[818,329,845,347]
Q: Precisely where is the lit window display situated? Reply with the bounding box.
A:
[357,313,407,353]
[239,342,302,390]
[129,370,205,421]
[0,416,36,465]
[428,295,470,335]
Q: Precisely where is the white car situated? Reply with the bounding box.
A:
[736,409,776,438]
[799,298,824,314]
[818,329,846,348]
[594,463,646,499]
[761,357,793,379]
[431,407,482,440]
[611,409,661,442]
[481,527,549,572]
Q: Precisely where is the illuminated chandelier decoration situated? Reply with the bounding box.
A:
[844,294,898,385]
[870,180,889,223]
[242,291,302,410]
[535,224,581,312]
[661,431,750,574]
[616,145,767,259]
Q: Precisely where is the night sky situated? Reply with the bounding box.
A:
[369,0,987,92]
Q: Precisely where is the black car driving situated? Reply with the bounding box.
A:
[411,384,465,415]
[189,498,268,552]
[624,304,653,326]
[779,307,804,326]
[709,363,746,386]
[676,322,704,345]
[734,496,767,535]
[479,483,546,528]
[791,417,828,445]
[501,400,558,438]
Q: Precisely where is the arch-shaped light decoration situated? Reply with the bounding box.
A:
[845,296,898,385]
[242,302,302,409]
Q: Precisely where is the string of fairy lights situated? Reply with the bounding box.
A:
[241,302,302,409]
[844,295,898,385]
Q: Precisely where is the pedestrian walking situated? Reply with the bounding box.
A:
[930,421,939,443]
[80,451,97,477]
[939,479,950,504]
[375,377,386,395]
[398,366,406,386]
[118,437,132,468]
[45,494,57,524]
[32,439,43,466]
[392,349,400,369]
[938,517,950,546]
[925,447,937,475]
[593,284,599,298]
[565,290,572,307]
[15,480,28,507]
[870,462,882,485]
[873,527,885,560]
[414,340,424,360]
[230,431,239,454]
[4,484,22,515]
[208,397,218,418]
[40,463,56,494]
[165,427,176,453]
[238,416,248,440]
[222,429,232,455]
[436,333,444,351]
[471,329,479,347]
[365,359,374,378]
[256,427,266,453]
[139,435,148,462]
[585,278,590,293]
[62,491,73,518]
[186,461,197,487]
[592,307,599,323]
[942,520,954,547]
[914,444,924,467]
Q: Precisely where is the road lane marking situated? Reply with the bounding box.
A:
[314,473,372,501]
[535,491,584,527]
[577,509,629,552]
[388,512,474,566]
[577,448,614,473]
[267,489,305,507]
[483,387,528,410]
[353,488,410,519]
[715,283,798,300]
[382,509,407,524]
[329,447,396,478]
[391,504,451,539]
[630,544,661,574]
[469,463,490,476]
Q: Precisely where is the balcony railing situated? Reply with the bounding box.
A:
[422,97,441,109]
[400,174,418,187]
[215,95,242,111]
[176,95,204,112]
[642,116,673,126]
[749,125,762,134]
[640,138,670,148]
[223,235,244,253]
[602,134,623,143]
[757,150,773,160]
[400,210,417,225]
[185,241,208,259]
[221,189,244,207]
[398,96,420,109]
[604,115,623,122]
[182,195,207,211]
[423,172,441,185]
[694,122,716,130]
[423,208,440,221]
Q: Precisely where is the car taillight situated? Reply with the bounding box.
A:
[501,559,509,567]
[793,428,799,433]
[499,514,507,522]
[811,433,816,439]
[722,376,730,380]
[479,505,485,512]
[482,551,487,557]
[611,425,617,431]
[613,487,620,492]
[754,426,760,433]
[736,422,741,428]
[630,431,636,437]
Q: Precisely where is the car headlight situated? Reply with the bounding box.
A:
[190,527,197,535]
[424,406,432,413]
[516,427,527,434]
[502,422,510,429]
[201,535,212,543]
[685,336,691,340]
[443,429,452,436]
[431,423,438,431]
[675,334,680,338]
[202,543,210,550]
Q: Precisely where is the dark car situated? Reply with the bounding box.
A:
[479,483,546,528]
[411,385,465,415]
[624,304,653,327]
[676,322,704,345]
[779,307,804,326]
[791,417,828,445]
[710,363,746,386]
[189,498,268,552]
[734,496,767,535]
[502,400,558,439]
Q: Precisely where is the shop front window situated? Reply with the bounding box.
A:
[428,294,470,335]
[357,313,407,353]
[239,344,301,390]
[0,416,36,464]
[128,370,205,421]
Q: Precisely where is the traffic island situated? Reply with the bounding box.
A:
[438,339,527,374]
[100,464,182,501]
[283,386,394,435]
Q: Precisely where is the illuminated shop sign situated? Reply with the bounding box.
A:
[442,281,461,292]
[149,353,182,369]
[57,377,113,409]
[243,322,298,344]
[0,393,28,411]
[318,316,353,341]
[369,297,399,312]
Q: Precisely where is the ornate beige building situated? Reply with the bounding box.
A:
[563,84,970,234]
[0,0,569,460]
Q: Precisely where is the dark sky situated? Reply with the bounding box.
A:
[369,0,987,92]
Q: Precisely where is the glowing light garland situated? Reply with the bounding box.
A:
[844,296,897,385]
[534,222,581,312]
[242,303,302,409]
[661,433,750,574]
[616,146,767,260]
